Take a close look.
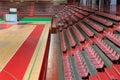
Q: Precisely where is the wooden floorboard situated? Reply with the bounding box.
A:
[0,24,35,72]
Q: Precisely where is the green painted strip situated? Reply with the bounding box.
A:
[0,18,4,22]
[19,17,52,22]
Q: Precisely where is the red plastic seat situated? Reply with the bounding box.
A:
[72,25,85,42]
[66,28,76,47]
[77,22,94,37]
[73,50,89,78]
[105,32,120,47]
[60,31,67,52]
[83,18,103,32]
[84,44,104,69]
[94,38,120,61]
[95,11,120,21]
[74,12,84,19]
[89,14,113,26]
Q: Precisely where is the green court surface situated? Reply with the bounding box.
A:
[0,18,4,22]
[19,17,52,22]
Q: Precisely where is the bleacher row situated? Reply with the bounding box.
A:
[56,5,120,80]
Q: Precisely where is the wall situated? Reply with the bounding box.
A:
[111,0,117,5]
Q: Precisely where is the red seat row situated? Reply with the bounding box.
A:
[73,50,89,78]
[72,25,85,42]
[71,8,89,16]
[63,56,74,80]
[89,14,113,26]
[77,22,94,37]
[71,15,79,22]
[68,9,76,14]
[66,17,73,26]
[94,38,120,61]
[104,31,120,47]
[60,31,67,52]
[74,12,84,19]
[84,44,104,69]
[83,18,103,32]
[77,9,89,16]
[95,11,120,21]
[66,28,76,47]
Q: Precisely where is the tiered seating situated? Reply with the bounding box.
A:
[77,22,94,37]
[89,14,113,26]
[72,25,85,42]
[55,4,120,80]
[63,56,74,80]
[73,50,89,78]
[104,31,120,46]
[84,44,104,69]
[95,11,120,21]
[83,18,103,32]
[94,38,120,61]
[60,31,67,52]
[66,28,76,47]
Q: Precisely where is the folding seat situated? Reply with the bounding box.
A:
[72,25,85,42]
[95,11,120,21]
[65,77,74,80]
[105,32,120,46]
[77,22,94,37]
[79,69,89,78]
[66,18,73,26]
[89,14,113,26]
[83,18,103,32]
[60,31,67,51]
[71,15,78,22]
[73,50,89,78]
[78,10,89,16]
[94,38,120,61]
[74,12,83,19]
[66,28,76,47]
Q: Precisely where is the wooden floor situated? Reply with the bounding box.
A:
[0,21,51,80]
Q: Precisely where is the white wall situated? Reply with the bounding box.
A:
[83,0,86,5]
[111,0,117,5]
